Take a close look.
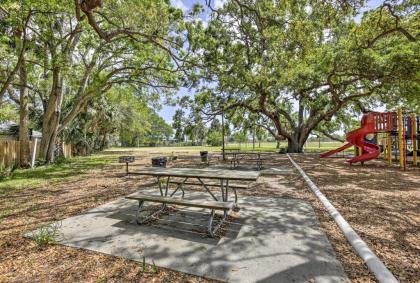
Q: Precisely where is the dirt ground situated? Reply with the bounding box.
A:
[0,151,418,282]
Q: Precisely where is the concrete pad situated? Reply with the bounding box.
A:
[27,190,348,283]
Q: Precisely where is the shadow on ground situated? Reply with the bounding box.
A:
[28,188,348,283]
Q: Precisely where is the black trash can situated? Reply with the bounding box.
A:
[200,151,208,162]
[151,157,167,167]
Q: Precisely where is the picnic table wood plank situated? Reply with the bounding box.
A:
[224,151,272,155]
[130,167,260,181]
[168,180,249,189]
[231,157,268,161]
[126,193,234,210]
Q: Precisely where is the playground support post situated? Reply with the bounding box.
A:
[397,109,405,170]
[387,133,392,166]
[381,133,386,160]
[412,113,417,166]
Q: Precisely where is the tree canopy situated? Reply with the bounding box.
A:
[188,0,419,152]
[0,0,418,165]
[0,0,186,163]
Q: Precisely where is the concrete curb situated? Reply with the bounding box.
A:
[287,154,399,283]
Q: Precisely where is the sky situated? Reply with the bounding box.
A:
[159,0,385,124]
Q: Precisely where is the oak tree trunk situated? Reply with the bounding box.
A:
[39,69,64,163]
[286,138,304,153]
[19,60,30,167]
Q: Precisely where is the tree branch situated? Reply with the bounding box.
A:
[0,11,32,105]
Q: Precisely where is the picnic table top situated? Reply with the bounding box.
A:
[130,167,260,181]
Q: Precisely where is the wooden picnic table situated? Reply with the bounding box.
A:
[127,167,260,237]
[224,151,272,170]
[223,148,240,152]
[130,167,259,203]
[132,167,259,181]
[224,151,272,156]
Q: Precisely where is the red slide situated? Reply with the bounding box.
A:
[320,113,380,163]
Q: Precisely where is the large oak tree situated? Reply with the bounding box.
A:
[190,0,419,152]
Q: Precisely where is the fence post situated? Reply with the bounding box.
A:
[31,138,38,168]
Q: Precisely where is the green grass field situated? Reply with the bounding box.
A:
[0,155,115,193]
[105,141,347,153]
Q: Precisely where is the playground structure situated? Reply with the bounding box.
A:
[321,110,419,169]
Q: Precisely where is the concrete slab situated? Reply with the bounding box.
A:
[27,190,348,283]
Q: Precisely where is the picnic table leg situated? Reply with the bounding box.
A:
[197,178,218,201]
[164,176,170,196]
[208,209,216,237]
[208,208,230,237]
[223,180,229,218]
[224,179,238,205]
[135,200,166,225]
[219,179,230,202]
[135,200,145,224]
[231,159,236,169]
[157,177,168,209]
[220,179,225,201]
[170,177,187,198]
[157,176,163,196]
[224,180,229,202]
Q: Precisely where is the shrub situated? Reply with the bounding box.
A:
[0,164,17,181]
[207,131,223,146]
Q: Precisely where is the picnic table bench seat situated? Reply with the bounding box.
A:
[126,193,233,237]
[168,180,248,203]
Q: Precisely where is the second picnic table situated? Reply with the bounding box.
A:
[127,167,260,237]
[224,151,271,170]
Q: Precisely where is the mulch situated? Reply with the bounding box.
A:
[289,154,420,283]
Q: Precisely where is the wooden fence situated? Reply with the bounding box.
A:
[0,140,72,168]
